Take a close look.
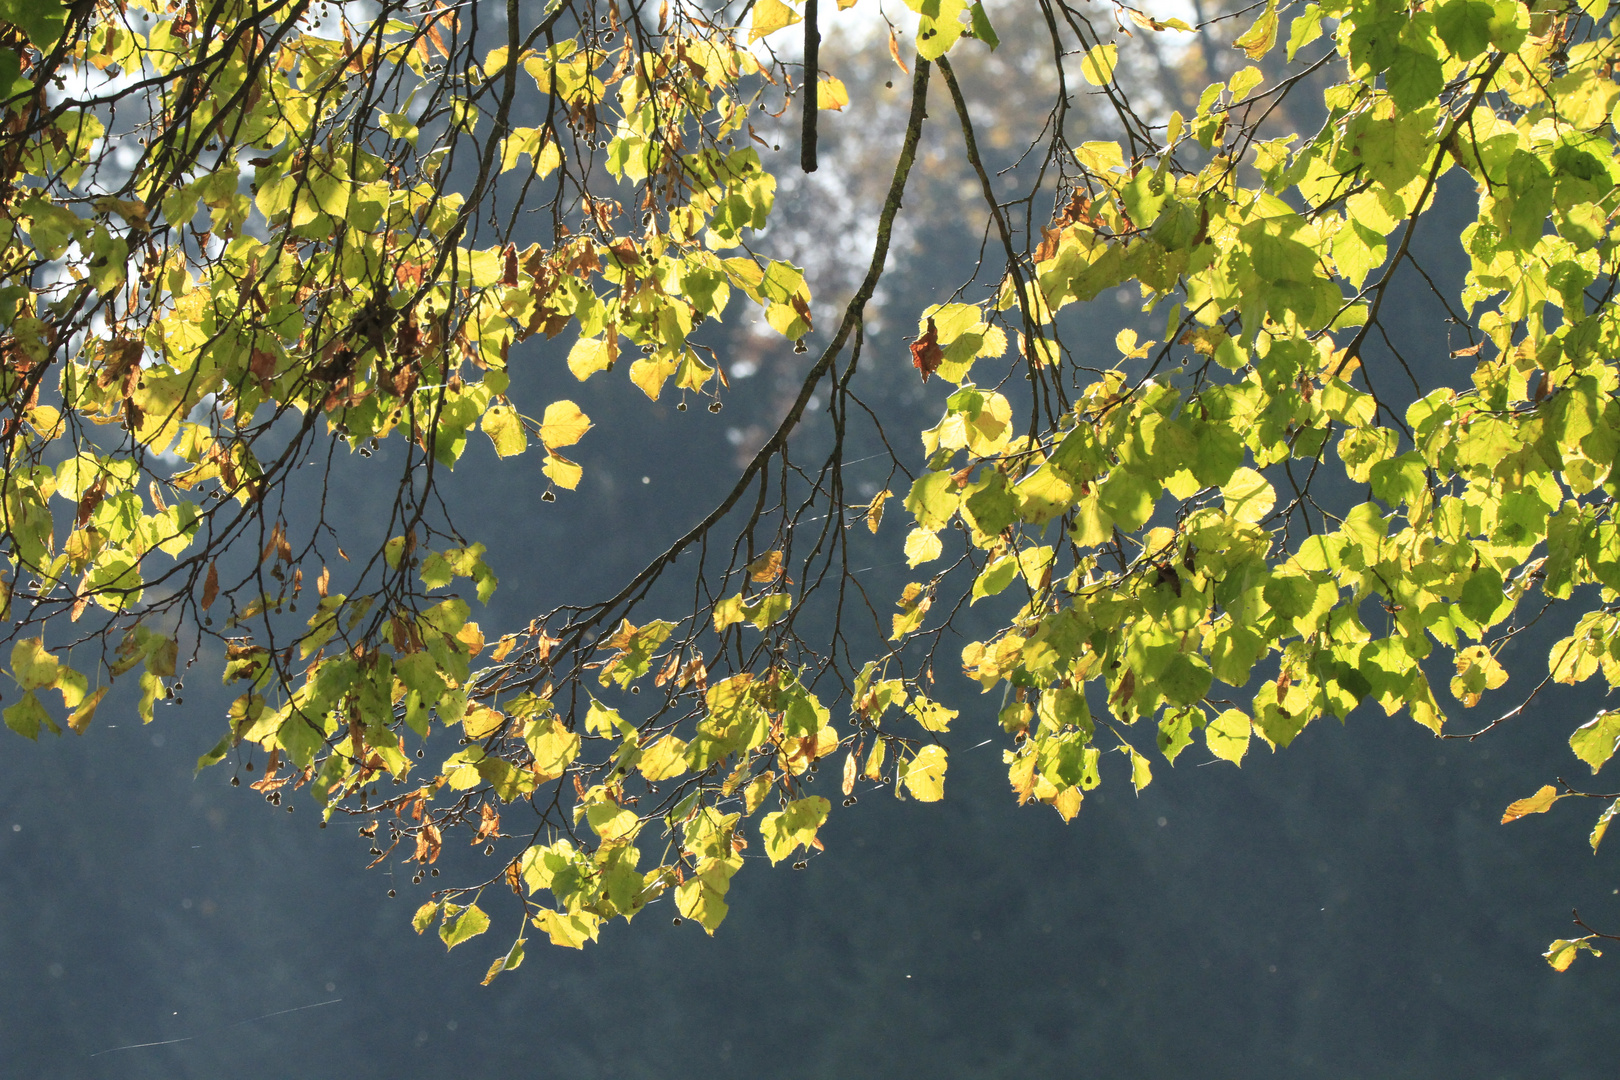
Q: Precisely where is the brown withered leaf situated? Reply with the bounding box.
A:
[474,802,500,845]
[502,243,519,286]
[76,477,106,528]
[201,560,219,610]
[505,859,523,896]
[1034,225,1063,264]
[654,650,681,687]
[680,656,708,691]
[413,822,443,863]
[249,348,277,382]
[888,26,910,74]
[910,317,943,382]
[395,260,427,288]
[746,550,784,583]
[535,632,559,661]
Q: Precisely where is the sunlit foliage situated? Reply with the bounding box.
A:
[4,0,1620,974]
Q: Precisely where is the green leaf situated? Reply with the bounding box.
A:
[1206,709,1250,764]
[1570,711,1620,775]
[3,690,53,740]
[1436,0,1495,61]
[1385,44,1444,112]
[905,471,959,531]
[440,903,490,949]
[1545,937,1601,972]
[481,938,526,985]
[972,555,1020,603]
[968,2,999,48]
[10,638,60,690]
[4,0,68,49]
[1158,706,1202,763]
[1591,799,1620,853]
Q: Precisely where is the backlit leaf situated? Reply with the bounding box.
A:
[1502,785,1561,824]
[539,400,592,449]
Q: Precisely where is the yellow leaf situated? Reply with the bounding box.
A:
[638,735,689,781]
[900,744,947,801]
[539,400,591,449]
[1008,751,1036,804]
[480,938,524,985]
[1076,140,1124,172]
[1052,785,1083,821]
[713,594,746,632]
[749,0,800,42]
[534,138,562,178]
[817,75,849,111]
[567,335,617,380]
[532,908,600,949]
[1544,938,1600,971]
[1221,467,1275,524]
[1128,746,1152,792]
[865,738,887,781]
[480,404,527,457]
[1232,0,1279,61]
[463,706,506,739]
[525,717,580,780]
[674,869,732,933]
[67,686,108,734]
[543,452,582,490]
[906,695,955,732]
[1080,43,1118,86]
[867,489,891,533]
[1502,785,1561,823]
[904,527,943,567]
[628,356,677,400]
[744,771,775,814]
[761,796,830,863]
